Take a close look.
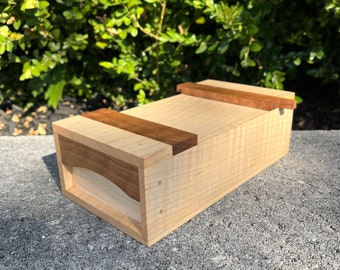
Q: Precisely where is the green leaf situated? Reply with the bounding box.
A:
[129,26,138,37]
[239,46,249,60]
[31,66,41,77]
[232,68,240,77]
[21,0,39,10]
[13,19,21,30]
[99,61,115,69]
[39,1,50,9]
[309,49,325,62]
[247,24,258,36]
[0,45,5,55]
[20,62,33,80]
[241,58,256,67]
[74,11,83,20]
[95,41,107,49]
[123,17,131,26]
[136,7,144,17]
[134,82,144,91]
[192,0,205,9]
[166,30,182,42]
[195,42,207,54]
[63,10,72,20]
[45,79,66,109]
[295,95,303,104]
[293,57,301,66]
[158,35,169,43]
[217,41,229,54]
[207,42,218,53]
[137,89,146,104]
[250,41,262,52]
[0,25,9,36]
[123,61,135,75]
[315,49,324,60]
[195,16,205,24]
[170,59,181,67]
[118,29,127,39]
[127,0,139,8]
[52,29,60,39]
[247,59,256,67]
[9,32,23,41]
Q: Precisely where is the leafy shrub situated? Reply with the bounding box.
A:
[0,0,339,109]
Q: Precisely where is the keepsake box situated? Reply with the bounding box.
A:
[53,80,296,246]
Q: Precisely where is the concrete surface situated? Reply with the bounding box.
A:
[0,131,339,270]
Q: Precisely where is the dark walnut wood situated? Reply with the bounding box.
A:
[59,135,140,201]
[81,108,198,155]
[177,82,297,111]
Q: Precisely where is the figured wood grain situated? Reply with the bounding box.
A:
[59,135,140,201]
[81,108,197,155]
[53,79,296,247]
[123,80,295,246]
[73,167,141,222]
[177,82,296,111]
[141,106,294,246]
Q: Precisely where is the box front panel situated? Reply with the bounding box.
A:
[53,131,145,242]
[59,135,140,202]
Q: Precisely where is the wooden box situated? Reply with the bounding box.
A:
[53,80,296,247]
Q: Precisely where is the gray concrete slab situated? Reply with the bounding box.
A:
[0,131,339,269]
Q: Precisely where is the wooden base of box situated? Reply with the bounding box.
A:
[53,80,295,246]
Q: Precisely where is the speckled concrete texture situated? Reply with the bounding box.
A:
[0,131,339,269]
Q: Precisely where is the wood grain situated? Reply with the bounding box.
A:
[82,108,197,155]
[59,135,140,201]
[53,79,296,247]
[177,82,296,110]
[141,106,294,245]
[73,167,141,222]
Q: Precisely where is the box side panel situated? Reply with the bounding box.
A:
[142,108,293,246]
[53,125,75,191]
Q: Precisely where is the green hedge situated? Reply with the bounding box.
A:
[1,0,339,109]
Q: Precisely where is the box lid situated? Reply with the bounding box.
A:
[53,80,295,164]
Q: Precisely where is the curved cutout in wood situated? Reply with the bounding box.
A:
[72,167,141,222]
[59,135,140,201]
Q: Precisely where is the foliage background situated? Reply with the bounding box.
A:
[0,0,339,110]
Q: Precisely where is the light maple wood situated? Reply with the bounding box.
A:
[53,79,295,247]
[73,167,141,222]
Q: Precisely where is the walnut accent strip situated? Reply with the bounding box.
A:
[81,108,197,155]
[177,82,296,111]
[59,135,140,201]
